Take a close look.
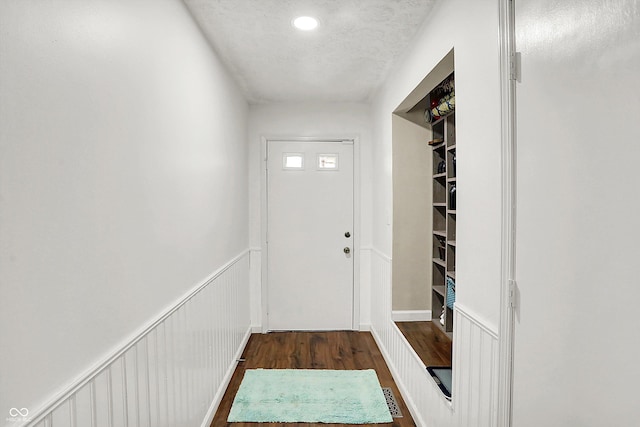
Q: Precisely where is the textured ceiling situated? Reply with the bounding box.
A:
[183,0,438,104]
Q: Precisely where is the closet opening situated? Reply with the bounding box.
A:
[391,49,456,400]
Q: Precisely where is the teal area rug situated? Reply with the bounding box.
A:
[227,369,393,424]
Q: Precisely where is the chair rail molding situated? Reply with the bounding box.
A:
[24,250,252,427]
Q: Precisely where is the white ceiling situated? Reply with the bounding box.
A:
[183,0,438,104]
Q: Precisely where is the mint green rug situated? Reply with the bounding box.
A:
[227,369,393,424]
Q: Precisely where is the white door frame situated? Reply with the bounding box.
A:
[260,136,361,333]
[497,0,517,426]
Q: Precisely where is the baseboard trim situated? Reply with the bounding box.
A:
[392,310,432,322]
[359,322,372,331]
[200,326,252,427]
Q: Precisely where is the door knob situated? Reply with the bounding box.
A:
[345,231,351,238]
[343,247,351,254]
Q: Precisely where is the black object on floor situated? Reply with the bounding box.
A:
[426,366,452,400]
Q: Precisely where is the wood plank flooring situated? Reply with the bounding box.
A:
[211,331,416,427]
[394,321,452,367]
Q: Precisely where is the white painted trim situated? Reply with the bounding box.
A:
[371,247,392,262]
[26,250,250,425]
[249,248,263,331]
[392,310,432,322]
[352,136,362,330]
[200,326,252,427]
[497,0,517,426]
[455,302,498,339]
[26,251,250,427]
[260,137,269,333]
[359,323,372,331]
[260,136,362,332]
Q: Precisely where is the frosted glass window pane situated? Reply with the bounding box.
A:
[283,153,304,170]
[318,154,338,170]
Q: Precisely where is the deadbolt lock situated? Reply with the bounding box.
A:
[345,231,351,238]
[343,247,351,254]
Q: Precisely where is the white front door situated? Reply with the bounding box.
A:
[267,140,354,331]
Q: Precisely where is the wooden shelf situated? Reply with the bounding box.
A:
[432,258,446,268]
[428,110,455,127]
[430,83,455,341]
[433,285,446,297]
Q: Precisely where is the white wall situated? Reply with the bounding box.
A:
[368,2,503,425]
[372,0,502,330]
[0,0,249,419]
[247,102,372,327]
[512,1,640,426]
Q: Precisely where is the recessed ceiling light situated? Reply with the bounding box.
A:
[293,16,319,31]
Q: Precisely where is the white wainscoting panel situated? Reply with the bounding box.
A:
[249,248,263,331]
[452,305,499,427]
[25,251,251,427]
[358,247,373,330]
[370,249,498,427]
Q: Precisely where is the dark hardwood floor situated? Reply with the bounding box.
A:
[394,321,452,367]
[211,331,416,427]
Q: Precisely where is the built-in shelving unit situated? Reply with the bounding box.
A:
[431,105,456,338]
[392,49,456,396]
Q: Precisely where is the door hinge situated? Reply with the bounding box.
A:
[508,279,518,309]
[510,52,521,82]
